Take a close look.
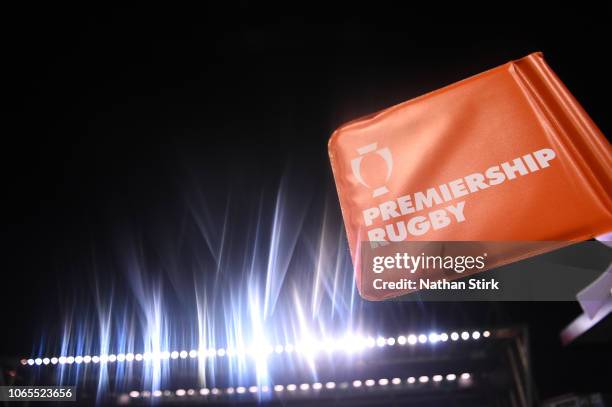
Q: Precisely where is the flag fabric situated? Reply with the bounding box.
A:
[329,52,612,300]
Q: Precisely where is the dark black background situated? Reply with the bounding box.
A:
[2,3,611,401]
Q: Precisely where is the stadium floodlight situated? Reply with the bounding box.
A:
[323,339,335,352]
[122,372,472,401]
[22,329,493,369]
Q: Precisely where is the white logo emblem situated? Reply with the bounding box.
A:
[351,143,393,197]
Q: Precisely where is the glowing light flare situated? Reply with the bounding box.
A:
[123,372,471,400]
[24,329,493,369]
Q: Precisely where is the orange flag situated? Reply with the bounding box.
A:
[329,52,612,300]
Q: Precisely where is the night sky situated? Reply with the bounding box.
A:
[2,4,611,400]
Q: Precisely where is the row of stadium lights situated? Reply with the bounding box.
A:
[23,330,490,367]
[121,373,472,400]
